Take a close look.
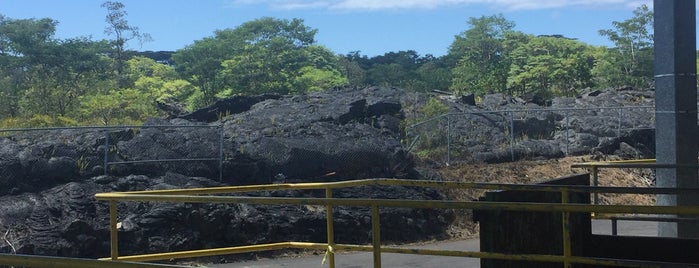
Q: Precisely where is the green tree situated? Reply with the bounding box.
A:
[171,36,229,106]
[344,50,450,92]
[597,4,653,89]
[449,14,516,95]
[79,88,156,125]
[0,15,59,117]
[174,17,344,106]
[337,53,366,87]
[102,1,152,88]
[507,35,596,97]
[415,55,452,92]
[125,56,196,108]
[20,38,113,117]
[0,15,113,119]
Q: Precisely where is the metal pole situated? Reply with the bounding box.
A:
[104,130,109,176]
[592,167,599,206]
[617,108,622,137]
[109,200,119,260]
[371,205,381,268]
[612,218,618,236]
[565,111,570,156]
[446,115,451,166]
[325,188,335,268]
[509,111,515,162]
[218,124,224,181]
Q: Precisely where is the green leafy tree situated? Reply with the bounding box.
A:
[337,53,366,87]
[102,1,152,88]
[0,15,113,119]
[0,15,59,117]
[449,14,515,96]
[125,56,196,107]
[174,17,344,106]
[507,35,596,97]
[171,36,229,106]
[597,4,653,89]
[20,38,113,117]
[415,55,452,92]
[343,50,450,92]
[79,88,156,125]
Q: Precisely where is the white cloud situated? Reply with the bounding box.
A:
[229,0,646,11]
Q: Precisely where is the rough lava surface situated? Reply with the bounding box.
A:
[0,86,657,258]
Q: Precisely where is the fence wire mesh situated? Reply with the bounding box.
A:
[405,106,655,165]
[0,125,223,183]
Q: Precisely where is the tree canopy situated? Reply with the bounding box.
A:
[0,3,660,128]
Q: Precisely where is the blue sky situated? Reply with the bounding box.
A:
[1,0,655,57]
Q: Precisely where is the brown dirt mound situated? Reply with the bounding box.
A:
[436,155,655,239]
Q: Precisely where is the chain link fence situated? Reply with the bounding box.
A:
[0,106,657,182]
[0,125,223,182]
[405,106,656,165]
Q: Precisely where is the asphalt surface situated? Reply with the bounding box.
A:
[205,220,658,268]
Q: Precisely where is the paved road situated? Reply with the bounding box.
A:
[206,220,658,268]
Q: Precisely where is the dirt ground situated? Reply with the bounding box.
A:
[436,155,656,239]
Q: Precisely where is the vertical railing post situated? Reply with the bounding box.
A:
[325,187,335,268]
[612,217,619,236]
[109,200,119,260]
[371,205,381,268]
[561,189,572,268]
[446,115,451,166]
[592,166,599,206]
[103,130,109,176]
[218,124,224,181]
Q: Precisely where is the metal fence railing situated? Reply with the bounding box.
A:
[93,177,699,268]
[0,124,224,180]
[405,106,655,165]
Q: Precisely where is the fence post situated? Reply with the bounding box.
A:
[109,200,119,260]
[446,115,451,166]
[509,111,515,162]
[617,108,622,137]
[371,205,382,268]
[565,111,570,156]
[103,130,109,176]
[561,189,572,268]
[219,124,224,181]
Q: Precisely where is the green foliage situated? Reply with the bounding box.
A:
[420,97,449,118]
[102,1,152,87]
[507,35,596,97]
[127,56,197,107]
[449,14,515,96]
[25,114,78,128]
[79,88,157,125]
[0,8,663,128]
[341,50,451,92]
[597,4,653,89]
[172,17,338,106]
[295,66,348,92]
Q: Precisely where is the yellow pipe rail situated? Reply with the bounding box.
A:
[571,159,699,205]
[94,176,699,268]
[0,253,185,268]
[95,193,699,215]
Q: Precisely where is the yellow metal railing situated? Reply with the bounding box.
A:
[571,158,699,205]
[93,177,699,268]
[0,253,187,268]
